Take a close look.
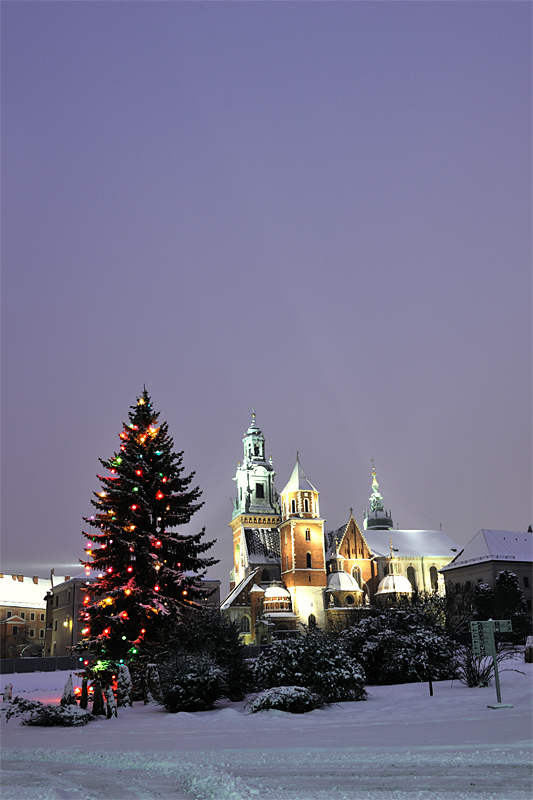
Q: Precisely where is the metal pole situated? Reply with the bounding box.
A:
[489,620,502,704]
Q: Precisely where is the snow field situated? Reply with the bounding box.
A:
[1,658,532,799]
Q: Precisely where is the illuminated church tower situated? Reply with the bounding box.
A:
[279,455,327,629]
[229,412,281,591]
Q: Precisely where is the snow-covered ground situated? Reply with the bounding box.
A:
[1,657,531,800]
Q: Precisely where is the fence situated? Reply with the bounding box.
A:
[0,656,82,675]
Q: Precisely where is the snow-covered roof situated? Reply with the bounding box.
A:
[0,574,62,608]
[264,584,291,598]
[281,457,317,495]
[324,524,349,561]
[327,571,362,592]
[376,573,413,595]
[440,530,533,572]
[220,570,259,610]
[244,528,280,563]
[362,530,459,559]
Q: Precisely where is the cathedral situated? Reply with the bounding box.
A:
[221,413,459,643]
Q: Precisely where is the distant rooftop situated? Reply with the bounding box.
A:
[0,573,65,608]
[441,530,533,571]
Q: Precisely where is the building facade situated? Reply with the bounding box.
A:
[222,413,459,642]
[440,529,533,618]
[0,574,53,658]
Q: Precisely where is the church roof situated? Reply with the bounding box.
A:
[324,524,350,560]
[440,529,533,572]
[244,527,280,564]
[327,571,362,592]
[376,573,414,594]
[361,529,459,559]
[220,569,259,610]
[281,456,317,495]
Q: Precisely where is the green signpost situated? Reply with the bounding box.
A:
[470,619,513,709]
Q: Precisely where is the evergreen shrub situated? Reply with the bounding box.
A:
[22,704,93,727]
[248,686,325,714]
[254,629,366,703]
[159,656,223,712]
[339,608,456,685]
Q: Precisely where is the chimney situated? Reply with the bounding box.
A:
[33,576,39,585]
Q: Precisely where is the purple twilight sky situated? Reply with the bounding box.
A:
[1,1,531,594]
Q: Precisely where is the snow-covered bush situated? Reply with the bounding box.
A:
[248,686,325,714]
[253,630,366,703]
[1,695,43,722]
[60,674,78,707]
[339,608,456,685]
[22,703,93,727]
[92,679,106,716]
[116,664,132,707]
[132,607,251,702]
[160,656,223,713]
[144,663,163,705]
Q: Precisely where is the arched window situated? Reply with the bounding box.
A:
[352,565,362,586]
[308,614,316,628]
[291,499,296,514]
[430,566,438,592]
[306,552,312,569]
[240,616,250,633]
[407,566,417,589]
[345,595,354,605]
[304,498,309,513]
[305,528,311,541]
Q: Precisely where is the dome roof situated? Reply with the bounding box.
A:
[327,571,362,592]
[264,584,291,599]
[376,573,413,594]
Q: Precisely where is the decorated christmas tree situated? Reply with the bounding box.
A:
[79,388,217,661]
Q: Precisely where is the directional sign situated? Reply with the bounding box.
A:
[469,620,513,705]
[493,620,513,633]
